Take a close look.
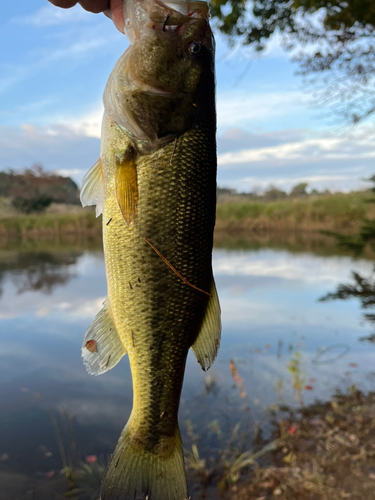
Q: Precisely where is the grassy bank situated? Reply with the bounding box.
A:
[216,191,375,233]
[1,191,375,238]
[0,209,101,239]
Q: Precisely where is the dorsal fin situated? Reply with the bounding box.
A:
[191,277,221,371]
[80,158,105,217]
[82,299,127,375]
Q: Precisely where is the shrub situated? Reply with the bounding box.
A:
[12,195,53,214]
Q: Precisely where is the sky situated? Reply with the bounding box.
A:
[1,1,374,193]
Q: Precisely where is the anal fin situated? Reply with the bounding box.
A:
[82,299,127,375]
[80,158,104,217]
[191,277,221,371]
[115,148,138,225]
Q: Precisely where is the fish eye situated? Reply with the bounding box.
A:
[187,41,205,58]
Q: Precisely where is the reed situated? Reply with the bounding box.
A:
[1,191,374,238]
[215,191,375,233]
[0,209,101,238]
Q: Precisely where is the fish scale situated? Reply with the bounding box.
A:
[101,122,216,497]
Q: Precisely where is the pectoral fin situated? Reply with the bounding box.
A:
[192,277,221,371]
[82,299,127,375]
[80,158,104,217]
[115,149,138,225]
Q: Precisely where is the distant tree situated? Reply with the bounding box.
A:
[0,164,79,213]
[290,182,308,197]
[217,187,238,196]
[12,195,53,214]
[264,184,287,200]
[250,184,263,198]
[323,174,375,253]
[211,0,375,123]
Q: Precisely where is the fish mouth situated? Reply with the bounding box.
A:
[124,0,209,40]
[147,0,209,31]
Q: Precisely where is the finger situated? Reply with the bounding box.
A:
[110,0,124,33]
[78,0,110,14]
[48,0,78,8]
[104,9,113,20]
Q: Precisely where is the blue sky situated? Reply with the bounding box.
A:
[1,1,374,193]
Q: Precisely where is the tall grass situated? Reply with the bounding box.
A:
[216,192,375,233]
[1,191,374,237]
[0,209,101,238]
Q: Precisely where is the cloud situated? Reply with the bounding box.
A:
[216,124,375,192]
[217,90,308,129]
[60,106,103,138]
[41,38,110,65]
[1,101,374,194]
[0,101,104,180]
[213,249,373,285]
[0,253,105,322]
[13,5,91,26]
[35,297,105,319]
[0,122,100,182]
[218,135,375,167]
[69,297,106,318]
[217,127,308,154]
[0,19,121,104]
[0,67,29,95]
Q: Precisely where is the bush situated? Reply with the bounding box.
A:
[12,195,53,214]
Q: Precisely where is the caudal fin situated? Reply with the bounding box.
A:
[101,423,188,500]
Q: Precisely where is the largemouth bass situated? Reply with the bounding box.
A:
[80,1,220,498]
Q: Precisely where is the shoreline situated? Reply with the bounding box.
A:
[216,191,375,233]
[0,209,101,239]
[1,190,374,239]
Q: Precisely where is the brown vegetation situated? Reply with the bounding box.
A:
[1,185,374,239]
[0,209,101,240]
[226,389,375,500]
[215,191,375,233]
[0,164,79,214]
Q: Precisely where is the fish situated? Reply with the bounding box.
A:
[80,0,220,498]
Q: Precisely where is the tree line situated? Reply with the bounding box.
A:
[0,164,79,214]
[217,181,331,201]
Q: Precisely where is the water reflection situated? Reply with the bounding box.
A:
[1,233,375,499]
[0,251,80,296]
[321,269,375,344]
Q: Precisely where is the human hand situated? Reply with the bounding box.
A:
[48,0,125,33]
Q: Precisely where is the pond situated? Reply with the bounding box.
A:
[1,232,374,499]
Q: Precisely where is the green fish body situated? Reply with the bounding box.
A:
[80,1,220,498]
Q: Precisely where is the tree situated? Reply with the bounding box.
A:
[0,164,80,213]
[320,269,375,343]
[322,175,375,254]
[264,184,287,200]
[290,182,308,197]
[211,0,375,123]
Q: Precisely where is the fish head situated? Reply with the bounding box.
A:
[104,0,215,151]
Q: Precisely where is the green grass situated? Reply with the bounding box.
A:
[0,191,373,237]
[0,209,101,236]
[216,191,373,232]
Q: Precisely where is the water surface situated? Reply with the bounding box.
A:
[1,233,374,498]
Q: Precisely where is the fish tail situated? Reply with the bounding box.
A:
[100,421,188,500]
